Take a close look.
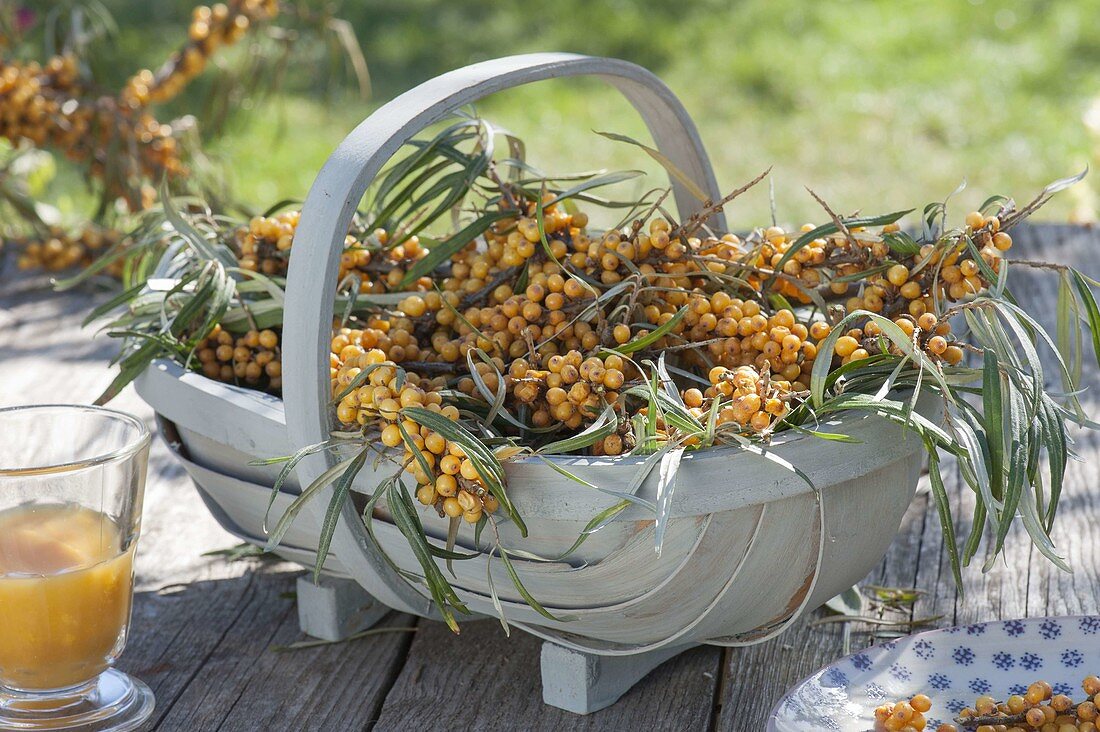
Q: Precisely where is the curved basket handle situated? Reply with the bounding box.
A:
[284,52,725,617]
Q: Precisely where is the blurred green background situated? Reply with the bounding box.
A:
[87,0,1100,223]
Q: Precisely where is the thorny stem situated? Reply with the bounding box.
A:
[628,187,673,239]
[1005,258,1072,272]
[954,701,1085,728]
[806,187,856,248]
[677,167,772,239]
[395,361,465,376]
[938,296,999,322]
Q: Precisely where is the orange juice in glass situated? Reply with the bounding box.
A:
[0,404,154,731]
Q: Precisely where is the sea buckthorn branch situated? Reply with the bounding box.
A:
[877,675,1100,731]
[120,0,278,108]
[2,1,371,277]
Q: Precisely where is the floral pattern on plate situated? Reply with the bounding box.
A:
[767,616,1100,731]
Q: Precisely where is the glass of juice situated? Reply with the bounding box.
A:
[0,404,154,731]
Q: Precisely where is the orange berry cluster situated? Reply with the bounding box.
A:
[314,192,1005,455]
[339,229,431,292]
[873,692,933,731]
[234,210,300,276]
[505,350,629,447]
[0,54,82,148]
[832,311,965,366]
[705,364,793,433]
[120,0,279,108]
[0,53,184,209]
[330,340,499,523]
[700,302,816,389]
[755,212,1010,319]
[234,213,429,291]
[194,324,283,392]
[4,1,276,276]
[877,675,1100,732]
[11,224,121,273]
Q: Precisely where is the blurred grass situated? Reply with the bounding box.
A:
[83,0,1100,223]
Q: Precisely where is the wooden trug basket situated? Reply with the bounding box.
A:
[136,53,929,714]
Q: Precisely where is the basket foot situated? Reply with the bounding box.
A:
[540,642,686,715]
[296,574,388,642]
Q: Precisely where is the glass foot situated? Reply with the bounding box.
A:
[0,669,155,731]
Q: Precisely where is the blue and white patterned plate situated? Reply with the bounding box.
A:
[768,616,1100,731]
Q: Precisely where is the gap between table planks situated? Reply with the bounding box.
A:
[1,223,1097,731]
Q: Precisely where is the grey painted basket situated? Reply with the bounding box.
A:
[136,52,929,656]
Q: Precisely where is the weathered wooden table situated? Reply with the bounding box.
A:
[1,223,1097,731]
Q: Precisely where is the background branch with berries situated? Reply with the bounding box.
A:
[0,0,366,280]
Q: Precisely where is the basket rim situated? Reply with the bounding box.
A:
[139,357,927,468]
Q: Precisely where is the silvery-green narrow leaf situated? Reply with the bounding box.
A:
[1071,268,1100,370]
[466,348,508,427]
[613,305,689,354]
[990,304,1045,419]
[1040,167,1089,196]
[996,299,1076,396]
[981,349,1005,506]
[257,440,336,531]
[551,500,633,561]
[728,434,818,493]
[81,282,146,326]
[928,451,963,590]
[536,404,617,454]
[1056,274,1076,395]
[814,393,956,449]
[358,475,427,584]
[594,131,708,202]
[401,407,521,534]
[786,424,860,443]
[398,420,433,481]
[333,362,402,402]
[978,194,1013,214]
[161,183,237,269]
[399,210,511,286]
[1038,394,1067,532]
[498,547,566,622]
[313,448,372,581]
[873,355,912,402]
[962,499,986,567]
[811,310,950,408]
[485,554,509,636]
[531,455,656,511]
[953,410,999,516]
[882,231,922,257]
[903,353,926,428]
[265,453,358,552]
[545,169,646,207]
[655,353,687,408]
[233,268,286,304]
[991,383,1028,561]
[654,446,684,556]
[370,118,475,208]
[1018,477,1070,572]
[93,339,161,405]
[371,159,456,229]
[446,516,461,579]
[387,480,469,625]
